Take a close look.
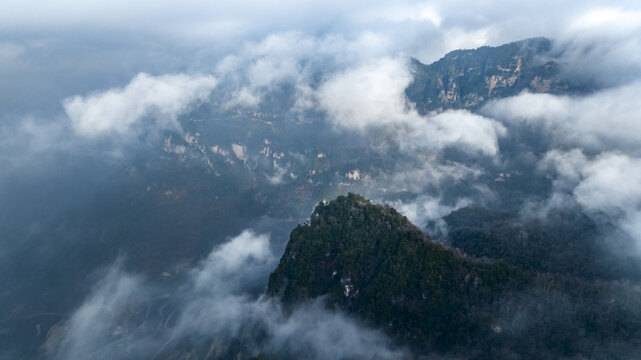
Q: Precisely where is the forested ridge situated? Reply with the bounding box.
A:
[269,194,641,358]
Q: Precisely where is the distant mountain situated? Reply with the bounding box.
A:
[268,194,641,358]
[406,37,580,113]
[444,207,641,281]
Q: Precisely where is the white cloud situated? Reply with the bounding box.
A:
[392,195,471,236]
[542,150,641,247]
[482,82,641,153]
[385,161,482,193]
[539,149,589,190]
[396,196,470,225]
[216,31,393,107]
[318,58,506,156]
[191,229,273,293]
[264,300,403,360]
[55,229,404,359]
[575,154,641,244]
[569,7,641,31]
[409,110,507,156]
[53,261,148,359]
[317,58,412,130]
[557,7,641,86]
[355,3,442,27]
[574,154,641,216]
[63,73,217,137]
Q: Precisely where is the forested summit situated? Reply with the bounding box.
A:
[268,194,641,358]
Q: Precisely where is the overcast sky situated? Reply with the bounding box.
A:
[2,0,640,114]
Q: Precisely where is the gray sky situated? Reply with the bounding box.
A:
[2,0,640,114]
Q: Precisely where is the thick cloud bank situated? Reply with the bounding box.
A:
[64,73,217,137]
[318,58,506,156]
[483,82,641,153]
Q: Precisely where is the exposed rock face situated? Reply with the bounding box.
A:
[406,37,577,113]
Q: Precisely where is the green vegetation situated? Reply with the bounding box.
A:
[268,194,641,358]
[445,206,641,280]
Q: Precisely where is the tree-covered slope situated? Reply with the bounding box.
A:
[444,207,641,281]
[268,194,641,358]
[268,194,528,351]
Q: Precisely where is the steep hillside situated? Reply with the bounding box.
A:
[268,194,641,358]
[406,37,579,113]
[444,207,641,281]
[268,194,527,351]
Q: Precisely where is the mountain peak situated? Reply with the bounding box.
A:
[406,37,576,113]
[267,194,641,356]
[267,193,526,351]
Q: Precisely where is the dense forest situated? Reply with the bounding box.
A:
[269,194,641,359]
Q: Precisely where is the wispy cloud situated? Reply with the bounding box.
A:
[64,73,217,137]
[318,57,506,156]
[52,230,405,359]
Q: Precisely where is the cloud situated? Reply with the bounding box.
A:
[170,230,275,346]
[175,230,404,359]
[52,260,149,359]
[482,82,641,153]
[216,32,314,107]
[63,73,217,137]
[187,230,274,300]
[558,7,641,86]
[354,3,442,27]
[318,57,506,156]
[409,110,507,156]
[54,230,404,359]
[539,149,588,190]
[263,300,403,360]
[569,7,641,31]
[317,58,412,130]
[540,150,641,248]
[214,31,394,108]
[381,161,483,193]
[574,154,641,241]
[195,229,272,278]
[392,195,472,236]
